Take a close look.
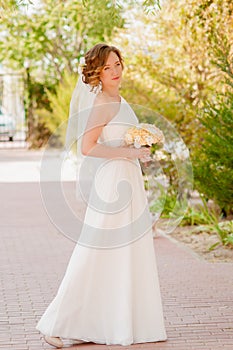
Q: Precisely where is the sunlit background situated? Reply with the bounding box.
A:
[0,0,232,247]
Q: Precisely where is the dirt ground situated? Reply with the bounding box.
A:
[169,226,233,263]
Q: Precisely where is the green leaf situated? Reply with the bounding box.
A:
[208,242,220,251]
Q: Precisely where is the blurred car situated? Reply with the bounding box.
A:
[0,108,16,141]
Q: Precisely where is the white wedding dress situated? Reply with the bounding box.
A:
[36,97,167,346]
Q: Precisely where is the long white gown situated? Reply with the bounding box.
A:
[36,97,167,346]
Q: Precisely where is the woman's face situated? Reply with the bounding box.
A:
[100,51,122,89]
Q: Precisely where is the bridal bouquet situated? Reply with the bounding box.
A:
[124,123,165,149]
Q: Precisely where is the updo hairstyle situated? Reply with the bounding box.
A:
[82,43,124,89]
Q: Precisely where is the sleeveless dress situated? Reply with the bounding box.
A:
[36,97,167,346]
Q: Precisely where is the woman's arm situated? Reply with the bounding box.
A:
[81,102,150,160]
[81,104,150,159]
[81,102,133,159]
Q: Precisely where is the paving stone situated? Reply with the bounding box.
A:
[0,180,233,349]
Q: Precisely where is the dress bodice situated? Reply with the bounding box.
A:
[98,97,139,147]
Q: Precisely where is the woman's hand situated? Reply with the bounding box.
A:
[126,145,152,161]
[136,146,152,161]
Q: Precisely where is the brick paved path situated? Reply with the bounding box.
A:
[1,182,233,350]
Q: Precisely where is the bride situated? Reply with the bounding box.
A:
[36,43,167,348]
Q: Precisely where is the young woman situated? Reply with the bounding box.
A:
[36,43,167,348]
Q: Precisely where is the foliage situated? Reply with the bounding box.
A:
[82,0,161,14]
[116,0,233,214]
[172,0,233,213]
[180,206,214,227]
[192,27,233,213]
[147,153,188,219]
[218,222,233,247]
[149,189,177,218]
[36,70,77,144]
[180,196,233,249]
[117,0,233,153]
[0,0,124,82]
[193,93,233,213]
[0,0,124,147]
[117,1,217,147]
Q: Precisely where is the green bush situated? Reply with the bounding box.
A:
[36,71,77,145]
[193,92,233,215]
[193,31,233,215]
[180,196,233,249]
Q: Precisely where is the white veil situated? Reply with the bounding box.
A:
[65,70,104,220]
[65,74,96,161]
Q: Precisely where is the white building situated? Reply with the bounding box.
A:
[0,64,25,129]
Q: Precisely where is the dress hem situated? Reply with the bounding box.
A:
[38,328,167,346]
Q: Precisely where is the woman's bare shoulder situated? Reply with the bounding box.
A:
[87,93,110,126]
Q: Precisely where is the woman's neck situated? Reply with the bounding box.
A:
[101,87,120,98]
